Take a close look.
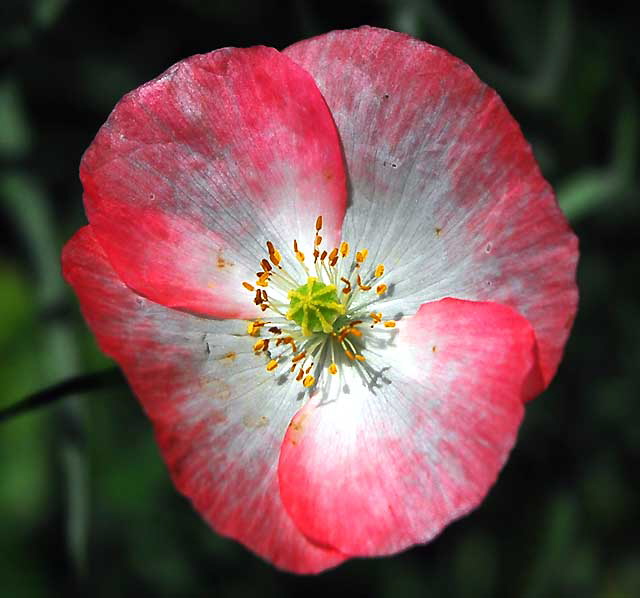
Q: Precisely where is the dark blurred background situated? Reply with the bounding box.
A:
[1,1,638,596]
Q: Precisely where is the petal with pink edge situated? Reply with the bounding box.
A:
[284,27,578,392]
[278,298,536,556]
[81,45,347,318]
[62,226,345,574]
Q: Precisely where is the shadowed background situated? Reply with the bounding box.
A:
[1,1,638,596]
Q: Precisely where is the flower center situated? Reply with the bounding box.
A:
[242,216,397,389]
[286,278,345,336]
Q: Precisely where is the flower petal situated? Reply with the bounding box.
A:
[62,226,345,573]
[284,27,578,391]
[278,298,536,556]
[81,45,347,318]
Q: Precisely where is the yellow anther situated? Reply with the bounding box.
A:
[256,273,270,287]
[302,375,315,388]
[242,282,255,291]
[270,249,281,266]
[370,312,383,324]
[384,320,396,328]
[266,359,278,372]
[247,320,264,336]
[296,251,305,262]
[374,264,385,277]
[328,363,338,375]
[314,235,322,247]
[376,283,388,295]
[340,241,349,257]
[253,339,267,352]
[356,249,369,263]
[315,215,323,231]
[355,354,366,362]
[345,349,355,361]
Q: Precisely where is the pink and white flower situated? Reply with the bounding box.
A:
[62,27,578,573]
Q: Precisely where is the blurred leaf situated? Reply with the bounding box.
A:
[558,92,638,221]
[523,494,579,598]
[32,0,69,29]
[0,79,32,159]
[0,263,34,350]
[1,171,87,583]
[452,532,496,597]
[62,441,89,577]
[389,0,572,107]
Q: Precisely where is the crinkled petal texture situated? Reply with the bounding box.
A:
[285,27,578,393]
[279,298,536,556]
[62,227,346,574]
[81,46,347,319]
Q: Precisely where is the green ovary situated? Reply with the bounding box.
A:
[286,277,345,336]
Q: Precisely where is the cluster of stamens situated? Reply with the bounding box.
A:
[242,216,397,388]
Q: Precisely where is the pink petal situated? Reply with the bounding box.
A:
[278,298,536,556]
[284,27,578,393]
[81,46,347,318]
[62,226,345,573]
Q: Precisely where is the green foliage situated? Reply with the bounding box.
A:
[1,0,638,596]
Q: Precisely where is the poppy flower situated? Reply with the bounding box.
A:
[62,26,578,573]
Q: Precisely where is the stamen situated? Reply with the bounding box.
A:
[341,276,352,295]
[244,214,397,391]
[270,249,281,267]
[266,359,278,372]
[292,351,306,363]
[247,320,265,336]
[328,248,339,267]
[253,339,268,352]
[261,258,272,272]
[357,274,372,291]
